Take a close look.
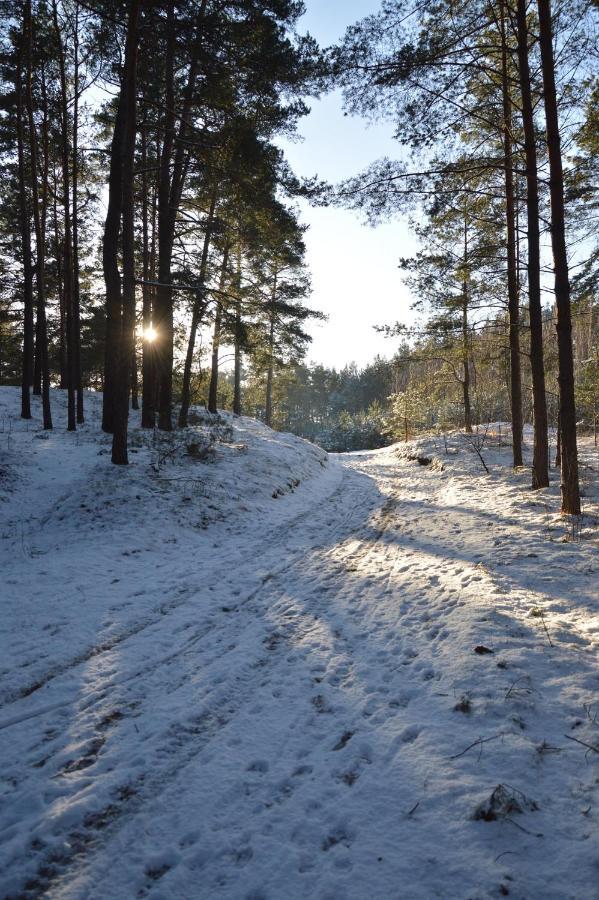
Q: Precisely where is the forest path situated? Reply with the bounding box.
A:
[1,427,599,900]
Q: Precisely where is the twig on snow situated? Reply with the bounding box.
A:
[564,734,599,757]
[505,817,544,838]
[539,611,554,648]
[504,677,532,700]
[449,733,504,760]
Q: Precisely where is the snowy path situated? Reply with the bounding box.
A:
[1,394,599,899]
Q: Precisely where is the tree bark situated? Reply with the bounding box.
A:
[515,0,549,488]
[140,122,155,427]
[233,247,242,416]
[154,1,176,431]
[178,193,217,427]
[72,0,84,424]
[462,218,472,433]
[131,336,139,410]
[53,170,67,390]
[109,0,140,465]
[15,43,34,420]
[52,0,76,431]
[102,17,130,435]
[208,246,229,415]
[500,0,523,467]
[155,0,207,430]
[536,0,580,514]
[25,0,52,429]
[264,270,278,428]
[265,324,275,428]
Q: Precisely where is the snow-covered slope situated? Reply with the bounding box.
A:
[1,388,598,900]
[0,388,336,708]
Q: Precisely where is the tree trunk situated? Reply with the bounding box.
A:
[110,0,140,465]
[102,24,130,435]
[72,1,84,424]
[155,1,207,430]
[265,334,275,428]
[178,193,217,427]
[536,0,580,514]
[500,0,523,467]
[15,46,34,420]
[233,247,242,416]
[131,336,139,410]
[140,123,155,427]
[25,0,52,429]
[52,0,76,431]
[52,170,67,390]
[462,219,473,433]
[515,0,549,489]
[208,246,230,415]
[154,3,175,430]
[264,270,278,428]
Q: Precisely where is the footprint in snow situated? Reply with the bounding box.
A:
[246,759,269,774]
[400,724,421,743]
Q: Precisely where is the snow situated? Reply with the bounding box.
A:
[1,386,598,900]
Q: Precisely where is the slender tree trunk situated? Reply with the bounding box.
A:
[178,193,217,427]
[208,246,229,415]
[500,0,523,466]
[140,123,155,427]
[155,0,208,430]
[25,0,52,429]
[110,0,140,465]
[15,48,34,419]
[233,247,242,416]
[155,1,176,431]
[54,175,67,389]
[102,46,129,435]
[264,270,278,428]
[52,0,76,431]
[33,307,42,394]
[515,0,549,488]
[462,219,473,433]
[72,1,84,423]
[31,72,50,400]
[536,0,580,514]
[265,320,275,428]
[131,336,139,410]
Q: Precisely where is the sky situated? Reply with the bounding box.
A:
[280,1,418,370]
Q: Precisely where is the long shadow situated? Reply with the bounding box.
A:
[2,459,598,897]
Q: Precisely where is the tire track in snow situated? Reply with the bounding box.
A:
[0,465,382,898]
[0,459,359,714]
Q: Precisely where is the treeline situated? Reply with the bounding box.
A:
[246,292,598,451]
[1,0,598,519]
[331,0,598,514]
[244,357,399,450]
[0,0,322,461]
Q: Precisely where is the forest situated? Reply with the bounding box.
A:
[0,0,598,512]
[1,2,598,898]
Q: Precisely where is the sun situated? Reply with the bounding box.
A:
[144,326,157,343]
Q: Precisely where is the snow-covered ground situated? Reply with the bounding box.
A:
[1,387,598,900]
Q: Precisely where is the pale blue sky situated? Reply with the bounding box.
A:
[281,1,417,369]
